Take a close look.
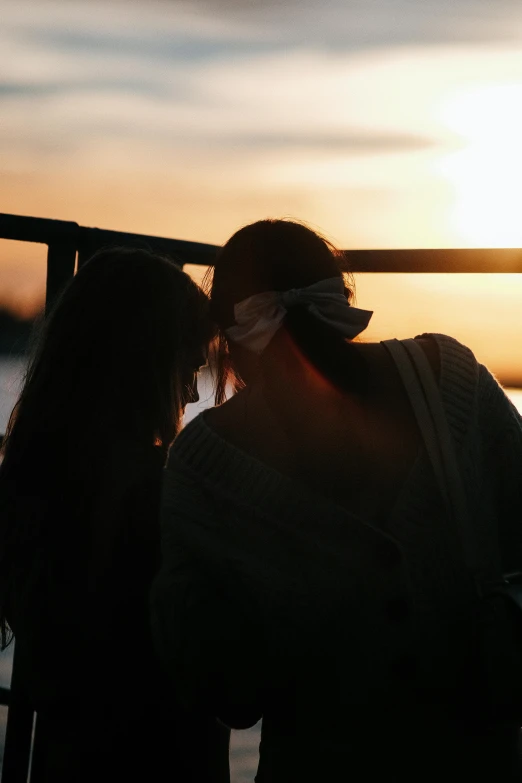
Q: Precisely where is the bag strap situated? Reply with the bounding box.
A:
[382,338,484,591]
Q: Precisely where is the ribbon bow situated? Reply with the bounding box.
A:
[226,277,373,354]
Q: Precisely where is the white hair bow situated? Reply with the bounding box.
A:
[226,277,373,354]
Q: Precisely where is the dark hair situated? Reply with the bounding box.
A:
[208,218,367,404]
[0,247,212,647]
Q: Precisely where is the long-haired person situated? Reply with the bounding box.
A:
[150,219,522,782]
[0,248,229,782]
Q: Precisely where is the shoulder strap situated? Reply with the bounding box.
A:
[383,338,484,586]
[382,339,448,504]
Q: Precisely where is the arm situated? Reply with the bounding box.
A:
[150,465,264,728]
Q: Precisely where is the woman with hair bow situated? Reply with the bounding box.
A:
[151,219,522,782]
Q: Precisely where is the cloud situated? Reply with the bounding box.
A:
[3,0,522,75]
[1,0,522,249]
[158,0,522,48]
[197,131,432,153]
[0,30,447,166]
[1,0,264,57]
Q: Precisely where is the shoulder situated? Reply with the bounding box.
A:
[418,333,521,445]
[370,333,481,448]
[354,333,469,398]
[356,332,468,378]
[416,332,508,402]
[410,333,480,399]
[162,448,210,509]
[163,420,223,531]
[167,413,214,474]
[475,363,522,445]
[414,332,476,375]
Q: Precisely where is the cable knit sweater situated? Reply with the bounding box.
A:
[150,334,522,782]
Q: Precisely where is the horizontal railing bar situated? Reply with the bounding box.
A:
[0,213,219,267]
[76,228,219,267]
[2,213,522,271]
[344,248,522,273]
[0,214,80,245]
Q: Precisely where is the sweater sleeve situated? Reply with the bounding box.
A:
[477,365,522,573]
[150,464,264,729]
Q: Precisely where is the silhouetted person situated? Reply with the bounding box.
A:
[151,219,522,782]
[0,248,229,782]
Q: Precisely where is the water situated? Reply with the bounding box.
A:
[1,356,521,779]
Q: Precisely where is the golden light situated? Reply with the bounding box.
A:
[437,83,522,247]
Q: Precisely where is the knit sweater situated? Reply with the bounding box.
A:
[150,334,522,782]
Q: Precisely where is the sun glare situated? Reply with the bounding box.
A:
[437,83,522,247]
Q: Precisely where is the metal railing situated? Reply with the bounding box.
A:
[1,211,522,780]
[2,213,522,305]
[0,213,221,315]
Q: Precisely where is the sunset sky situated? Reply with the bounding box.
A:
[1,0,522,381]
